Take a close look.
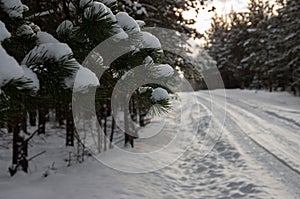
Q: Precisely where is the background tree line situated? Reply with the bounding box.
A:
[205,0,300,96]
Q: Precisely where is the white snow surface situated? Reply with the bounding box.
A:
[0,21,11,42]
[20,65,39,91]
[79,0,93,8]
[83,1,115,21]
[116,12,140,32]
[1,89,300,198]
[56,20,73,36]
[0,0,27,18]
[100,0,117,5]
[141,31,161,49]
[143,55,154,65]
[136,20,146,28]
[36,31,59,45]
[84,2,106,18]
[64,63,100,92]
[106,7,117,22]
[153,64,174,78]
[22,43,73,64]
[151,87,169,101]
[0,45,24,87]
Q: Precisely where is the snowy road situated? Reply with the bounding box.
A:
[196,90,300,198]
[1,90,300,199]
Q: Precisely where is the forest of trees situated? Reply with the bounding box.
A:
[1,0,205,176]
[1,0,298,177]
[205,0,300,96]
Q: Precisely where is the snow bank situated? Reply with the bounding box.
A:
[0,21,11,42]
[20,66,40,91]
[151,87,169,102]
[0,0,28,18]
[0,46,24,87]
[141,32,161,49]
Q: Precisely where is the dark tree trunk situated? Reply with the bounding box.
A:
[268,74,272,92]
[12,123,20,166]
[139,108,146,127]
[103,104,107,151]
[66,104,74,146]
[21,110,27,134]
[124,110,134,148]
[29,110,36,126]
[10,105,28,176]
[130,96,137,122]
[38,106,46,134]
[110,118,115,148]
[55,101,65,126]
[7,123,13,133]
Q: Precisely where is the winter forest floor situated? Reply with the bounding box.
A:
[0,89,300,199]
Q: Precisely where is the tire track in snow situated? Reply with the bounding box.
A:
[210,92,300,129]
[198,92,300,176]
[197,92,300,197]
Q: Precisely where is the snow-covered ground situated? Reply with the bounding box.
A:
[0,89,300,198]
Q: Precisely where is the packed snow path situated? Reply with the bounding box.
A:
[1,90,300,198]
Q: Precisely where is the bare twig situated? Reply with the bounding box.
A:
[24,125,43,142]
[27,150,46,162]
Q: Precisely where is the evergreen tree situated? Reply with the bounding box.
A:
[0,18,39,175]
[0,0,174,176]
[205,0,299,95]
[273,0,300,95]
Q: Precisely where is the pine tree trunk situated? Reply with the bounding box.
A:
[29,110,36,126]
[38,106,46,134]
[21,109,27,134]
[268,73,272,92]
[139,108,146,127]
[66,104,74,146]
[7,123,13,133]
[103,105,107,151]
[10,104,28,176]
[130,96,137,122]
[55,101,65,126]
[124,110,134,148]
[110,118,115,148]
[12,123,20,166]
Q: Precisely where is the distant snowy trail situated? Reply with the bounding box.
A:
[1,90,300,199]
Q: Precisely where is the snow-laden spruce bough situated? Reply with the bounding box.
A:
[0,0,175,176]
